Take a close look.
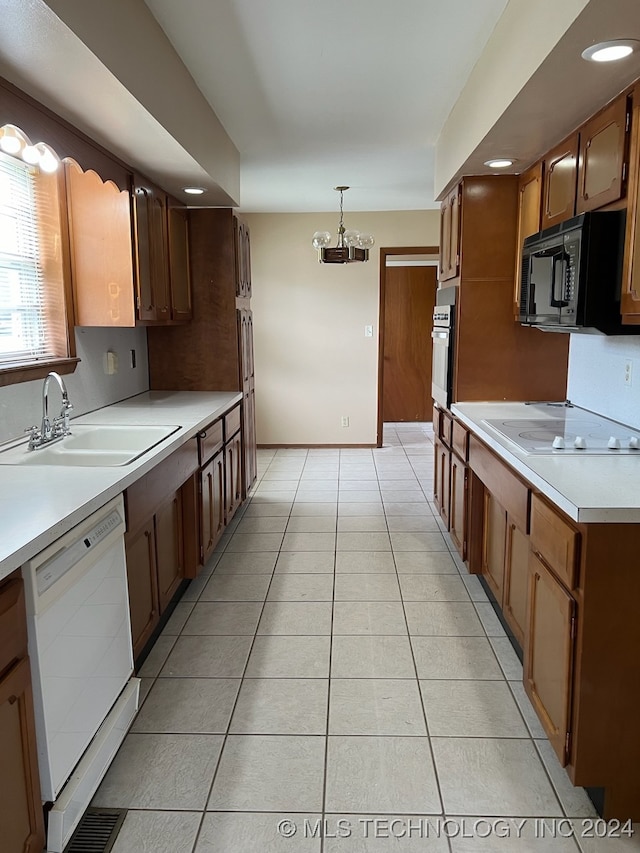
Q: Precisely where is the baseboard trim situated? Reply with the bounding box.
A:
[257,443,377,449]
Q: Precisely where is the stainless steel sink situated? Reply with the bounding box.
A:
[0,424,181,466]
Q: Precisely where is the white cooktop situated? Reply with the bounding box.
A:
[483,404,640,454]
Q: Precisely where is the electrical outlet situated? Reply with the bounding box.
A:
[341,416,350,427]
[624,359,633,387]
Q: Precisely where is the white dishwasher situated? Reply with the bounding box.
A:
[22,494,139,853]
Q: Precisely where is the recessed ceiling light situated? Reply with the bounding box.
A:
[484,159,514,169]
[183,187,205,195]
[581,39,639,62]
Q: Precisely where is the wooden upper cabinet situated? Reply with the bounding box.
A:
[65,159,136,326]
[233,215,252,298]
[622,89,640,318]
[133,178,170,322]
[167,204,192,321]
[577,94,629,214]
[439,185,460,281]
[542,134,579,229]
[514,162,543,315]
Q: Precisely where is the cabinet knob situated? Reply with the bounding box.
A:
[8,695,17,705]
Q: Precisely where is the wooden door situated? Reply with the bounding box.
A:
[0,658,45,853]
[167,205,192,321]
[514,162,543,316]
[134,181,170,321]
[481,491,507,602]
[503,518,529,647]
[125,520,159,661]
[200,451,225,564]
[577,94,629,214]
[65,160,136,326]
[449,450,467,559]
[382,265,438,422]
[155,493,185,613]
[542,134,579,228]
[525,552,575,765]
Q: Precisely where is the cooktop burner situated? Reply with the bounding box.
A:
[482,409,640,454]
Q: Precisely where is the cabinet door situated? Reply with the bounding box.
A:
[233,216,245,297]
[433,436,450,526]
[449,451,467,559]
[439,198,451,281]
[525,551,575,765]
[125,520,160,661]
[481,491,507,602]
[244,225,252,299]
[167,205,192,321]
[0,658,45,853]
[503,518,529,647]
[225,431,243,523]
[243,388,257,494]
[622,96,640,317]
[200,451,225,565]
[155,493,185,613]
[134,182,170,321]
[577,94,629,213]
[448,188,461,279]
[542,134,579,229]
[65,160,136,326]
[514,162,543,316]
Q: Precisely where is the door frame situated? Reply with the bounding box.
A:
[377,246,440,447]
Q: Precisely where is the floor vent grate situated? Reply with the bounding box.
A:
[63,808,127,853]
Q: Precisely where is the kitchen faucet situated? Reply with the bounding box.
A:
[25,372,74,449]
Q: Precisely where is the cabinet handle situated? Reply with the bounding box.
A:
[8,695,17,705]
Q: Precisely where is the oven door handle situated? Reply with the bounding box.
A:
[431,331,449,340]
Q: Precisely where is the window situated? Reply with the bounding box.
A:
[0,140,75,383]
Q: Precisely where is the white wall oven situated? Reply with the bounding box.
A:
[431,287,457,409]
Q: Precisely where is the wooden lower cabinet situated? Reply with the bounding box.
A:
[0,576,45,853]
[480,491,507,602]
[125,520,159,661]
[433,436,450,525]
[200,449,225,565]
[524,551,575,765]
[449,450,467,559]
[225,429,243,523]
[155,493,185,613]
[243,388,257,495]
[503,518,529,647]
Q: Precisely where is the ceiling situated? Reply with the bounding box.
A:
[0,1,640,213]
[144,0,509,212]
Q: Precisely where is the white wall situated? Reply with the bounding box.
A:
[245,210,440,446]
[567,334,640,429]
[0,326,149,444]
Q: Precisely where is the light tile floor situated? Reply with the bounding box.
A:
[94,424,640,853]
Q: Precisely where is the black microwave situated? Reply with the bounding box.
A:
[518,210,635,335]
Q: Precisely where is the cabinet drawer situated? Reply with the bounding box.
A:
[198,419,223,466]
[224,404,241,440]
[468,436,529,531]
[452,420,469,461]
[530,494,579,590]
[0,577,27,676]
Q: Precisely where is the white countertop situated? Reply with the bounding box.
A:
[451,402,640,524]
[0,391,242,581]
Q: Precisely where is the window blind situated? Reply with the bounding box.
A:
[0,150,68,367]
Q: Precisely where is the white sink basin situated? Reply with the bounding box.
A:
[0,424,181,466]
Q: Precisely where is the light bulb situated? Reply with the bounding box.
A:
[0,128,22,155]
[343,230,360,247]
[36,144,59,173]
[358,233,375,250]
[312,231,332,249]
[21,145,40,165]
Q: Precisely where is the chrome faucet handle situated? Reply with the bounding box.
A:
[24,425,41,449]
[60,399,73,434]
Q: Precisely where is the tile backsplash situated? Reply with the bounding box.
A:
[0,326,149,444]
[567,334,640,429]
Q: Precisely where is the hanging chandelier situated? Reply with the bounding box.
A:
[312,186,374,263]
